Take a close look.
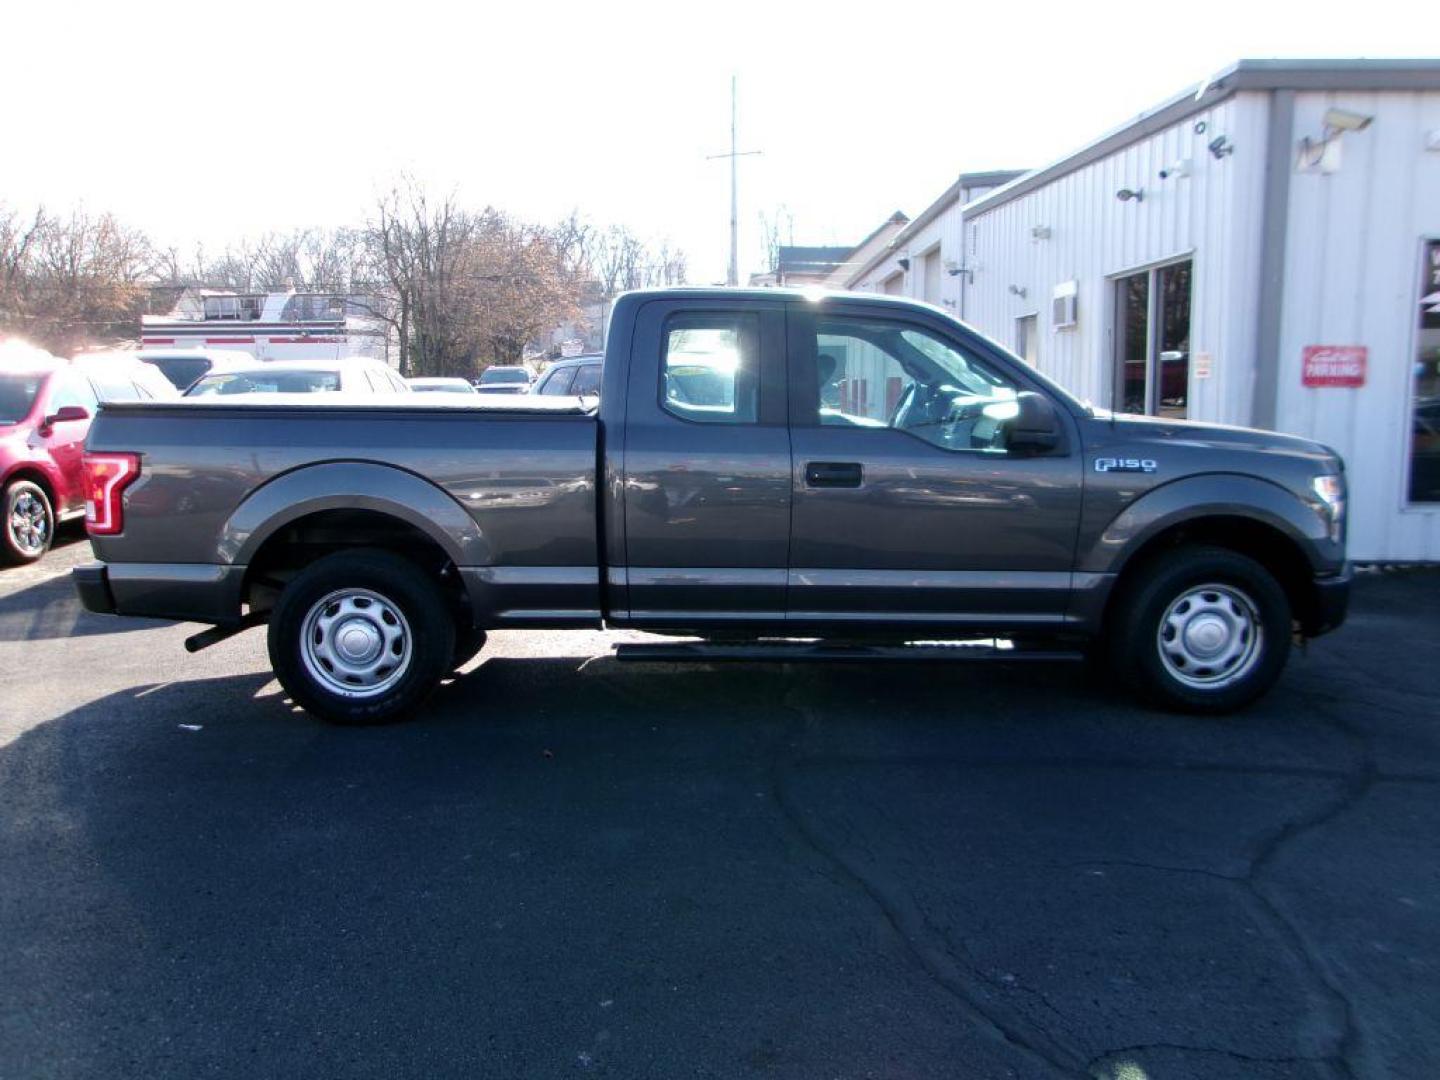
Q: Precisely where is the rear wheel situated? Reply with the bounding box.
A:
[1109,545,1291,713]
[268,549,455,725]
[2,480,54,565]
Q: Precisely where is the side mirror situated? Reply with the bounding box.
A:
[49,405,91,424]
[1006,392,1060,453]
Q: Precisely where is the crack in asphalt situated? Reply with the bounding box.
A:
[769,688,1081,1078]
[567,639,1406,1078]
[1238,694,1380,1080]
[764,676,1392,1080]
[1085,1042,1335,1075]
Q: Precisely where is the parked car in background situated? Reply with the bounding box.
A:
[533,354,602,397]
[185,357,410,397]
[137,348,256,392]
[408,377,478,395]
[474,366,532,394]
[0,342,179,563]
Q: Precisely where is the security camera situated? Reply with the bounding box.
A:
[1324,108,1373,133]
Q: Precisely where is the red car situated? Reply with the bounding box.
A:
[1,348,176,563]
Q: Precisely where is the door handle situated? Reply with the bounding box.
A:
[805,461,863,488]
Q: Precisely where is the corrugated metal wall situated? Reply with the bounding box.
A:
[962,93,1271,426]
[1275,90,1440,561]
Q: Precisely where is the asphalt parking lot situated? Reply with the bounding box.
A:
[1,538,1437,1080]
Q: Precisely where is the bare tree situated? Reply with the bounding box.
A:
[0,203,153,353]
[758,204,794,274]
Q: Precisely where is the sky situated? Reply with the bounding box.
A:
[1,0,1425,284]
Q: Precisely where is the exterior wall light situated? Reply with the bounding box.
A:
[1116,188,1144,203]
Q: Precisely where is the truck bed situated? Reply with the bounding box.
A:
[84,397,602,624]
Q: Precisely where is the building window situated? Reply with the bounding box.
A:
[922,249,943,304]
[1016,314,1038,366]
[1409,239,1440,503]
[882,272,905,296]
[203,295,263,321]
[1112,259,1192,418]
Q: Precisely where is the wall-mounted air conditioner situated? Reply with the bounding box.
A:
[1052,280,1078,330]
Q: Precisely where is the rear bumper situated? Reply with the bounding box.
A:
[1303,563,1351,637]
[72,563,116,615]
[72,562,244,625]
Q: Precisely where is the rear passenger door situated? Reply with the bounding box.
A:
[619,299,789,625]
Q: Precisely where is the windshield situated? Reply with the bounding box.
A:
[0,373,45,423]
[146,357,212,390]
[479,368,529,385]
[412,381,476,393]
[187,370,341,396]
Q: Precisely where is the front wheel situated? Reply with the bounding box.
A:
[268,549,456,725]
[1108,545,1291,713]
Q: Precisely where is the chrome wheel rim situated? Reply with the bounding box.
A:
[9,491,49,556]
[1157,582,1264,690]
[300,588,412,699]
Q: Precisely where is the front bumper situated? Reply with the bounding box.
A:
[71,562,245,625]
[1303,563,1352,637]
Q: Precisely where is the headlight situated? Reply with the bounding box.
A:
[1311,474,1346,543]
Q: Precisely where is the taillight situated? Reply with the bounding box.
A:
[83,453,141,535]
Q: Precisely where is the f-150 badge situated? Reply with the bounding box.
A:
[1094,457,1158,473]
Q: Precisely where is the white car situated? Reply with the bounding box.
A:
[408,377,478,395]
[185,357,410,397]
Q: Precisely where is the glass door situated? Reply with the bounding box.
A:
[1113,260,1192,418]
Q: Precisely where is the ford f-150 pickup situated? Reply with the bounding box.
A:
[72,289,1350,723]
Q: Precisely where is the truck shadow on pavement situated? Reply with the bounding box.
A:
[3,580,1439,1080]
[0,573,167,642]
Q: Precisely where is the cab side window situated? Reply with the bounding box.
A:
[661,312,759,424]
[809,317,1019,453]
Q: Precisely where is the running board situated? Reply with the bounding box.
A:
[613,642,1084,664]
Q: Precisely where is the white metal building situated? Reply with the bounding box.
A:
[853,60,1440,561]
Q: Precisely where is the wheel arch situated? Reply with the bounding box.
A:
[2,466,57,509]
[220,461,488,568]
[1080,474,1335,636]
[223,463,488,625]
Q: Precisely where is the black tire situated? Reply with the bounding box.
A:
[2,480,54,565]
[1108,545,1291,714]
[267,549,456,725]
[451,626,488,672]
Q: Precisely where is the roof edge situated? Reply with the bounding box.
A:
[963,58,1440,220]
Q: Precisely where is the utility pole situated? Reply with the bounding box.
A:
[707,75,761,286]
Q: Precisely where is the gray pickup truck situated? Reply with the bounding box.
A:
[73,288,1350,723]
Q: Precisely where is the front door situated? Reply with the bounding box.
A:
[786,302,1083,631]
[619,298,790,625]
[41,370,97,514]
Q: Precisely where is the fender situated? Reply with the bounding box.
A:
[218,461,490,568]
[1078,472,1333,577]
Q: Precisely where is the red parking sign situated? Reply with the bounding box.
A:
[1302,346,1367,388]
